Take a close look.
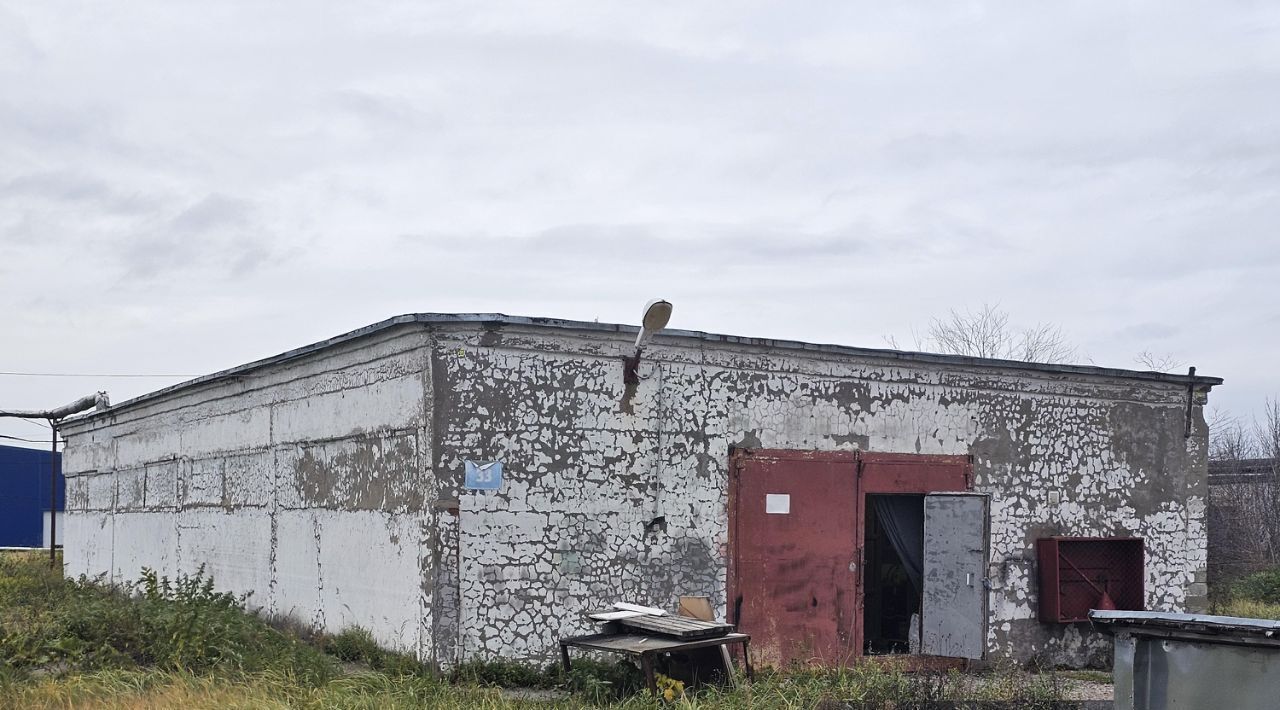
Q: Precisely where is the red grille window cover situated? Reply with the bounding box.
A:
[1037,537,1145,623]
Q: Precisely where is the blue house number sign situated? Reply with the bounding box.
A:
[464,460,503,490]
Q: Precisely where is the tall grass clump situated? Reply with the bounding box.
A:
[0,551,334,683]
[449,656,642,703]
[1218,598,1280,621]
[1214,568,1280,619]
[322,626,425,676]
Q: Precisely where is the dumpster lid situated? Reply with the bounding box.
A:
[1091,610,1280,646]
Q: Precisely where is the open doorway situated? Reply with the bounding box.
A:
[731,450,985,665]
[863,494,924,654]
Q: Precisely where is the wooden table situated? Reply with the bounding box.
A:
[559,631,753,696]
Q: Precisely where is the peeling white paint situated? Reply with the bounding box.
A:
[60,321,1211,668]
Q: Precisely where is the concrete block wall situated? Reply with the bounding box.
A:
[60,317,1212,669]
[435,323,1209,667]
[61,325,436,658]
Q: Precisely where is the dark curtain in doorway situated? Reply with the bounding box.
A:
[872,495,924,595]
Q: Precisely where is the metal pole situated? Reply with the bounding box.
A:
[50,419,58,569]
[0,393,106,569]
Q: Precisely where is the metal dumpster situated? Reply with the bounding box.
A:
[1091,610,1280,710]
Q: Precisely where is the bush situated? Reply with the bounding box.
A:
[0,553,335,684]
[325,627,382,664]
[323,627,426,676]
[449,658,560,689]
[1231,568,1280,605]
[561,657,644,703]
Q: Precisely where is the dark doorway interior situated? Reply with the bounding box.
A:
[863,494,924,654]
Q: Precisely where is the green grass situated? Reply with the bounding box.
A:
[0,551,334,683]
[1212,568,1280,620]
[321,627,424,676]
[0,550,1076,708]
[1217,599,1280,620]
[1230,568,1280,605]
[1,665,1074,710]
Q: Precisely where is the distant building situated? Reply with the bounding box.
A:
[0,443,64,548]
[59,314,1220,668]
[1207,457,1277,587]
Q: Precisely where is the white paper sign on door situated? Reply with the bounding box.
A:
[765,494,791,514]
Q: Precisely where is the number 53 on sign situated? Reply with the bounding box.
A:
[464,460,503,490]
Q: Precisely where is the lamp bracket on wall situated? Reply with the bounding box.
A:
[624,299,672,385]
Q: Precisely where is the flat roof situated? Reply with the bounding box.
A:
[62,313,1223,428]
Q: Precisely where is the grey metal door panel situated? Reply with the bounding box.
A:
[921,493,989,659]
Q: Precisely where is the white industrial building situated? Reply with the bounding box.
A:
[60,313,1219,668]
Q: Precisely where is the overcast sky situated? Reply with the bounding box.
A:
[3,1,1279,448]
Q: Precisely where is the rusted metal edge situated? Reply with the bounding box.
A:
[1090,610,1280,648]
[60,313,1224,431]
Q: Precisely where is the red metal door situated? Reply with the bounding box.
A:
[729,449,859,667]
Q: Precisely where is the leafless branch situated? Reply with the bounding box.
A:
[1135,350,1182,372]
[1208,401,1280,590]
[911,304,1078,363]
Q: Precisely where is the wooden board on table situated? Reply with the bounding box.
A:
[617,614,733,640]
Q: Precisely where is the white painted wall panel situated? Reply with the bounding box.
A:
[316,510,425,654]
[63,511,112,580]
[114,428,182,470]
[62,434,113,474]
[183,458,223,507]
[271,509,321,625]
[111,512,178,583]
[176,510,273,609]
[223,451,275,508]
[272,375,424,444]
[85,472,116,511]
[145,461,179,509]
[181,408,272,457]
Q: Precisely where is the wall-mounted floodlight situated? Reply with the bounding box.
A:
[625,299,673,385]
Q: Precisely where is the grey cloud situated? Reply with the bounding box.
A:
[2,0,1280,448]
[0,171,159,215]
[1114,322,1180,341]
[120,194,273,280]
[2,171,112,202]
[398,223,922,267]
[328,90,438,129]
[122,232,274,281]
[169,194,254,235]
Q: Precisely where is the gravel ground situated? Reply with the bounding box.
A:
[1064,679,1114,701]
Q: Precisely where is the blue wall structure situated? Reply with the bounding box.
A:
[0,443,64,548]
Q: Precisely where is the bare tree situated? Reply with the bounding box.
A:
[1209,409,1254,460]
[1135,350,1182,372]
[1207,400,1280,593]
[1256,399,1280,461]
[887,303,1079,364]
[885,305,1191,372]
